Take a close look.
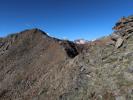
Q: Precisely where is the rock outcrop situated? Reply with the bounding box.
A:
[0,15,133,100]
[111,16,133,48]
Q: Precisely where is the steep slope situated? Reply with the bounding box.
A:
[0,15,133,100]
[59,15,133,100]
[0,29,79,100]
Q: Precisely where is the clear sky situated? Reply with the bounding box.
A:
[0,0,133,40]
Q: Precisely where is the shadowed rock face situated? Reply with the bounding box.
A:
[0,16,133,100]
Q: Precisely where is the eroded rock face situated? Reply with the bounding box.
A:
[0,16,133,100]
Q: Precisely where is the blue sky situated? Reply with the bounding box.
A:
[0,0,133,40]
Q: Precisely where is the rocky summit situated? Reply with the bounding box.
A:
[0,15,133,100]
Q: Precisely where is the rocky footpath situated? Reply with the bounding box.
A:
[0,15,133,100]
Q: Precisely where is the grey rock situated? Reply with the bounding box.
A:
[115,96,126,100]
[115,37,124,48]
[128,67,133,73]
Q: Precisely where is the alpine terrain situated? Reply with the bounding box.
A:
[0,15,133,100]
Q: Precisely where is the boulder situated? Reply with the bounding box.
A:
[115,37,124,48]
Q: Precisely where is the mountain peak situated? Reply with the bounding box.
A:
[0,15,133,100]
[19,28,48,36]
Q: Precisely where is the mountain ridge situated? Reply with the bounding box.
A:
[0,15,133,100]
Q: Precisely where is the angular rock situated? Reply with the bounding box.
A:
[115,37,124,48]
[111,32,121,40]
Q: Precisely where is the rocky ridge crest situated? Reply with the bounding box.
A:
[0,16,133,100]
